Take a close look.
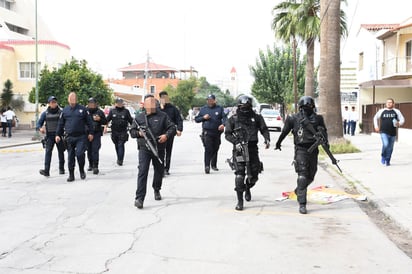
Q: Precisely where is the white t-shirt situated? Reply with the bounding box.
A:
[4,110,15,120]
[1,114,7,123]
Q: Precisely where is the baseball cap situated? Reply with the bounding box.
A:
[207,94,216,100]
[88,97,97,103]
[47,96,57,103]
[115,98,124,104]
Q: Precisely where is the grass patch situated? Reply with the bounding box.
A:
[319,138,361,155]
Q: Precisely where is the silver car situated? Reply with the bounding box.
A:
[260,109,283,131]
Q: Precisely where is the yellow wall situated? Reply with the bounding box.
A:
[0,41,70,127]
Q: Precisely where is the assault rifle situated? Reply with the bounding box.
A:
[228,127,252,181]
[132,119,163,164]
[307,126,342,173]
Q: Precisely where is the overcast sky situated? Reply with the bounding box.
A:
[34,0,411,92]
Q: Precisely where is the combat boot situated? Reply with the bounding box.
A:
[67,169,75,182]
[245,186,251,202]
[299,204,307,214]
[235,191,244,211]
[39,169,50,177]
[87,161,93,171]
[80,168,86,180]
[93,161,99,175]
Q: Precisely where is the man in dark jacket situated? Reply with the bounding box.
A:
[275,96,329,214]
[225,95,270,210]
[86,97,107,174]
[105,98,133,166]
[37,96,65,177]
[130,95,176,209]
[159,91,183,175]
[56,92,94,182]
[195,94,227,174]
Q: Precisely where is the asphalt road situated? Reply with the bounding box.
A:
[0,121,411,273]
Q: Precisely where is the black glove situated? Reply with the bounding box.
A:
[275,142,281,151]
[264,139,270,149]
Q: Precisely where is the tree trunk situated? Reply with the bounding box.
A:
[319,0,343,140]
[305,38,315,97]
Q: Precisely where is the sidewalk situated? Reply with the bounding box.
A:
[337,133,412,234]
[1,128,411,236]
[0,128,40,149]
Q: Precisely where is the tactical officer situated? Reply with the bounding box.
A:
[86,97,107,174]
[130,95,176,209]
[105,98,133,166]
[159,91,183,175]
[195,94,227,174]
[225,95,270,211]
[37,96,65,176]
[56,92,94,182]
[275,96,329,214]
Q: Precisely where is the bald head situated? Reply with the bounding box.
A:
[68,92,77,107]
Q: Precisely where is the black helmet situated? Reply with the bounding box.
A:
[237,95,252,107]
[298,96,315,109]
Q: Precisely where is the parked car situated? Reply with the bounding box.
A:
[260,109,283,131]
[256,103,273,114]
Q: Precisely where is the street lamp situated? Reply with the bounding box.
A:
[32,0,40,140]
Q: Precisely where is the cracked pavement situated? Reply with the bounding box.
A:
[1,122,411,273]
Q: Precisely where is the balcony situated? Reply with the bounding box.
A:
[382,56,412,80]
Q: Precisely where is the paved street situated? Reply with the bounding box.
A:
[0,122,411,273]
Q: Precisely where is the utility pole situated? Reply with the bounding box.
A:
[33,0,40,140]
[142,51,150,97]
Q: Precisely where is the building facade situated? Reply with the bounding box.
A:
[0,0,70,128]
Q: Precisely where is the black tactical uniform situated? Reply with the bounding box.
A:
[225,96,270,211]
[130,95,176,209]
[275,96,328,214]
[86,98,107,174]
[106,98,133,166]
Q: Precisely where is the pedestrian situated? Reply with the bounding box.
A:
[55,92,94,182]
[104,98,133,166]
[36,96,66,177]
[188,108,194,122]
[1,108,7,137]
[275,96,329,214]
[342,106,349,135]
[4,106,16,138]
[195,94,227,174]
[225,95,270,211]
[130,94,176,209]
[86,97,107,174]
[159,90,183,176]
[373,98,405,166]
[348,106,358,136]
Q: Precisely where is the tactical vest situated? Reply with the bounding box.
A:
[45,108,61,134]
[111,107,129,131]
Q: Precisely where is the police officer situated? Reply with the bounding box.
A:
[159,91,183,175]
[225,95,270,211]
[130,95,176,209]
[86,97,107,174]
[275,96,329,214]
[105,98,133,166]
[195,94,227,174]
[37,96,65,176]
[56,92,94,182]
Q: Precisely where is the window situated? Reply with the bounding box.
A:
[358,52,364,71]
[406,40,412,59]
[19,62,40,79]
[0,0,12,10]
[150,85,155,94]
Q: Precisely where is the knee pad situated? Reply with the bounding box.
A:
[297,175,309,189]
[247,176,258,188]
[235,175,245,191]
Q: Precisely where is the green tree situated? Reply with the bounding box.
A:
[167,77,197,118]
[250,44,305,116]
[1,79,14,107]
[29,58,113,107]
[272,0,347,98]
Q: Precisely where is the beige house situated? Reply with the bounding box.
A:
[0,0,71,128]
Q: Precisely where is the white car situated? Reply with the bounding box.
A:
[260,109,283,131]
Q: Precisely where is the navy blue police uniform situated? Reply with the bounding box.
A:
[56,103,94,181]
[195,95,227,173]
[86,100,107,174]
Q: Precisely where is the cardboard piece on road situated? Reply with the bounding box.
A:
[276,185,367,204]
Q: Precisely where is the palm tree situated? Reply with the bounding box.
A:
[319,0,342,139]
[272,0,347,98]
[272,1,300,112]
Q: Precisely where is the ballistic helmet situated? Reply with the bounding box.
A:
[298,96,315,109]
[237,95,252,107]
